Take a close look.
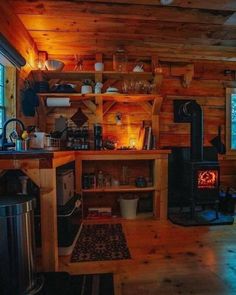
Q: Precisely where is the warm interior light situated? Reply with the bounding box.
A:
[129,138,136,148]
[35,51,48,70]
[197,170,218,189]
[154,61,163,74]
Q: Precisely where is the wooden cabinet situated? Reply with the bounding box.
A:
[75,150,170,220]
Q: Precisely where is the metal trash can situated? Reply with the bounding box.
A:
[0,196,44,295]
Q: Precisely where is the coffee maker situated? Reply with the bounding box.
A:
[94,124,103,150]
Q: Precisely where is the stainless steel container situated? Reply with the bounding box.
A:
[15,139,29,151]
[0,196,43,295]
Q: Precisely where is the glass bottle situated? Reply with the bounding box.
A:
[113,49,128,72]
[97,170,104,188]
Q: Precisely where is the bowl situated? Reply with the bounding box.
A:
[106,87,119,94]
[45,60,64,71]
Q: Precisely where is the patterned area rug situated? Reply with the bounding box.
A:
[70,223,131,262]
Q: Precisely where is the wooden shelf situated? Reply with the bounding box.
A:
[31,70,155,81]
[82,185,155,193]
[37,92,162,103]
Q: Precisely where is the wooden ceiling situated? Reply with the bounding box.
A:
[8,0,236,63]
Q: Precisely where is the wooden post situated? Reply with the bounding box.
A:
[153,158,160,219]
[156,157,168,221]
[152,97,163,148]
[39,168,58,271]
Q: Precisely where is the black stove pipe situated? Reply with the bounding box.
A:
[181,101,203,161]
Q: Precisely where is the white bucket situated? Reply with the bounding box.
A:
[120,197,138,219]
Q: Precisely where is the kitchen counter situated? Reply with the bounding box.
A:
[0,149,170,272]
[0,150,75,169]
[0,149,171,167]
[0,150,76,272]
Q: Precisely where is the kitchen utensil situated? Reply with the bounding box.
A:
[70,108,88,127]
[50,127,68,139]
[210,125,226,154]
[106,87,119,94]
[15,139,29,151]
[94,62,104,71]
[81,85,92,94]
[30,132,47,149]
[133,64,144,72]
[9,130,19,141]
[45,59,64,71]
[113,48,128,72]
[45,136,61,150]
[51,84,76,93]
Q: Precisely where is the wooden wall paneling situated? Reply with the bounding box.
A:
[225,88,233,154]
[95,96,103,124]
[0,1,39,130]
[0,1,38,72]
[10,1,232,25]
[5,66,16,120]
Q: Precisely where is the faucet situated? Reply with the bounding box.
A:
[0,118,25,150]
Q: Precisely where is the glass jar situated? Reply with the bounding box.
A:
[113,49,128,72]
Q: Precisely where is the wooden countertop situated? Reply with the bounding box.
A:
[0,149,171,169]
[0,149,171,158]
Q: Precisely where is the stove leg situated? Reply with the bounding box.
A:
[190,199,195,219]
[215,201,219,219]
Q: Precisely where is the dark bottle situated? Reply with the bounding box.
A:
[94,124,103,150]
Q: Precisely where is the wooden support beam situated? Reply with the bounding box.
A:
[152,97,163,115]
[95,95,103,124]
[154,74,163,90]
[103,101,116,115]
[138,102,152,113]
[182,64,194,88]
[39,168,58,272]
[82,100,96,113]
[22,168,40,186]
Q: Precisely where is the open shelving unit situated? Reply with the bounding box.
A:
[32,68,164,143]
[31,70,157,81]
[37,92,161,103]
[75,150,170,220]
[82,185,155,193]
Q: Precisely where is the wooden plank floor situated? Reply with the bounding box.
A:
[59,218,236,295]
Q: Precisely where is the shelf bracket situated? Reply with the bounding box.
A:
[21,169,40,187]
[182,64,194,88]
[103,101,116,116]
[95,95,103,124]
[82,100,96,114]
[153,73,163,90]
[138,102,152,113]
[152,97,163,115]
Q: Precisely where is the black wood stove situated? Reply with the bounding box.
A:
[173,100,220,219]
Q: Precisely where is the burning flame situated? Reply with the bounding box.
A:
[197,170,218,189]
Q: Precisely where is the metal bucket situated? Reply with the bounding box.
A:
[0,196,44,295]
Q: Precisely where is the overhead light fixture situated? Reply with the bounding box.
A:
[160,0,174,5]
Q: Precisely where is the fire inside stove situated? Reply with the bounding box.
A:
[197,170,218,189]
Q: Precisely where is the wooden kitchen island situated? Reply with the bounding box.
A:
[0,149,170,272]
